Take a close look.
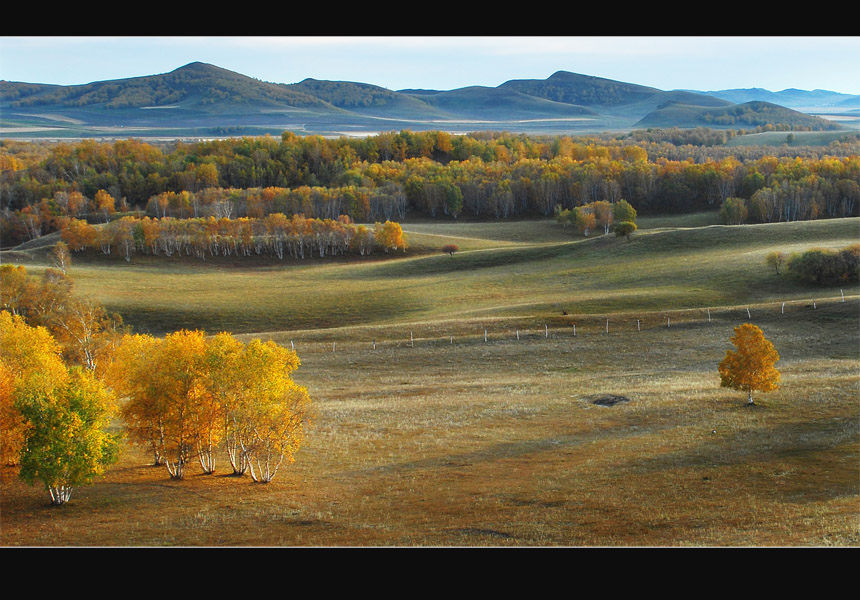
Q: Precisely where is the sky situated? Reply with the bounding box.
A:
[2,36,859,95]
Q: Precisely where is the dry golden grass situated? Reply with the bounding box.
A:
[2,298,857,546]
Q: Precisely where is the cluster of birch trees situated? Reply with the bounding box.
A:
[1,264,313,504]
[107,329,311,482]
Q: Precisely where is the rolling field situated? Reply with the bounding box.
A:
[1,214,858,546]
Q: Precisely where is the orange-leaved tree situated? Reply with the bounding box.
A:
[718,323,780,405]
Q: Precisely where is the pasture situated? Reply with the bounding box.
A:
[1,214,858,546]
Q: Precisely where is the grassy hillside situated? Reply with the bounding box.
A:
[4,216,858,337]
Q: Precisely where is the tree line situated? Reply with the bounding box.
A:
[2,130,858,246]
[59,214,408,262]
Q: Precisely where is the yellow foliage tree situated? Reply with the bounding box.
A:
[374,220,408,252]
[141,330,211,479]
[718,323,780,405]
[238,339,310,483]
[107,333,166,466]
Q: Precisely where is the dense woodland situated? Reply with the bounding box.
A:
[2,129,859,247]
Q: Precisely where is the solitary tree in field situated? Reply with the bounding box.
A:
[718,323,780,405]
[441,244,459,257]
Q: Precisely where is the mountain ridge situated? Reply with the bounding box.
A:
[1,62,853,139]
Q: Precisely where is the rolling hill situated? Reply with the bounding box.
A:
[0,62,852,139]
[635,100,842,130]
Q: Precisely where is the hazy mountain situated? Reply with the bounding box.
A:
[0,63,850,139]
[687,87,860,112]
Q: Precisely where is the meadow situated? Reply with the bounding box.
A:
[1,214,858,546]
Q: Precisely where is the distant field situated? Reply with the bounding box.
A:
[726,128,860,147]
[8,215,856,336]
[1,216,857,546]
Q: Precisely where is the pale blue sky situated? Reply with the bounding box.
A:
[2,36,859,95]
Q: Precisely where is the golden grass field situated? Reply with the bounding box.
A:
[1,214,858,546]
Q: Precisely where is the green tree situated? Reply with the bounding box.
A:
[614,221,637,241]
[2,311,119,504]
[17,368,120,505]
[612,199,637,224]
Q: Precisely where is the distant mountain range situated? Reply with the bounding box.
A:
[1,62,856,139]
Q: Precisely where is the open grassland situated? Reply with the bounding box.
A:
[1,214,858,546]
[1,299,856,546]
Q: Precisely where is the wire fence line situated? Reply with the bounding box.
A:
[275,294,858,356]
